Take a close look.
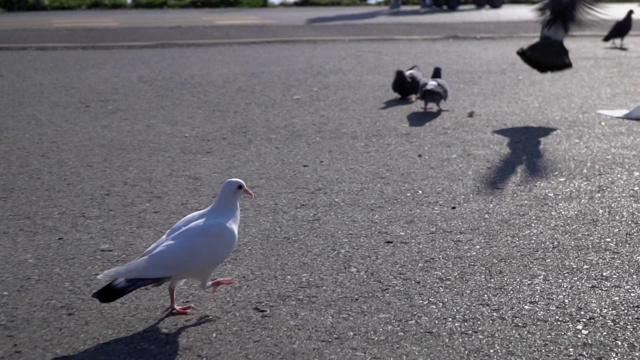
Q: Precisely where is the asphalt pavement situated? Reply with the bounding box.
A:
[1,4,640,360]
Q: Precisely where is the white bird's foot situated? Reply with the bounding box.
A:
[209,277,234,295]
[164,303,193,315]
[165,285,193,315]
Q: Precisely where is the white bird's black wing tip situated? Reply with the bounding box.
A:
[517,37,572,73]
[92,277,168,303]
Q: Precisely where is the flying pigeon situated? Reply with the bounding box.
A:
[596,103,640,120]
[517,0,600,73]
[92,178,254,314]
[392,65,423,99]
[602,9,634,49]
[418,66,449,112]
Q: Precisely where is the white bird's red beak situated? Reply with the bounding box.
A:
[245,188,255,198]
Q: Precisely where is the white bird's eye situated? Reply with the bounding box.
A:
[237,184,243,190]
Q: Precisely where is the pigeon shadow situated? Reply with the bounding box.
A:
[604,46,629,51]
[407,110,441,127]
[484,126,557,191]
[387,6,477,15]
[53,315,213,360]
[620,116,640,122]
[380,97,415,109]
[306,9,386,24]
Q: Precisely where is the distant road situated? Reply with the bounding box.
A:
[0,5,537,30]
[0,4,634,48]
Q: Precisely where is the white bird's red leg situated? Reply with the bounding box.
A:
[208,278,234,295]
[164,285,192,315]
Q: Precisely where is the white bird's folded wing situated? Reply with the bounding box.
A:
[98,219,236,280]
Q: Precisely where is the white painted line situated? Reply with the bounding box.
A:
[52,19,118,27]
[201,15,276,25]
[213,19,276,25]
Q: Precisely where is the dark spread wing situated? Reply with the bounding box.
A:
[537,0,600,33]
[392,66,423,98]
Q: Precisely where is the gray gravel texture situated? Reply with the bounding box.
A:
[1,37,639,359]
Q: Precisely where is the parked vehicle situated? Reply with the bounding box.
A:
[431,0,504,10]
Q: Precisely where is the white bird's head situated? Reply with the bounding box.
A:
[220,178,255,200]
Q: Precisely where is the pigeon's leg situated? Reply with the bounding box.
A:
[619,38,624,49]
[207,277,234,295]
[437,103,449,112]
[163,285,192,315]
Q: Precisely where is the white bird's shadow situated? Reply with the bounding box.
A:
[52,315,213,360]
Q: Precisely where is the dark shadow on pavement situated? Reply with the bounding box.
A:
[53,315,213,360]
[306,6,475,24]
[604,46,629,51]
[407,110,441,126]
[388,6,478,15]
[306,9,387,24]
[484,126,557,191]
[380,97,415,109]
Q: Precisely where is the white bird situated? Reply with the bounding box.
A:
[596,104,640,120]
[92,178,254,314]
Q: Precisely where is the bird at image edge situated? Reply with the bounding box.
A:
[602,9,634,49]
[517,0,600,73]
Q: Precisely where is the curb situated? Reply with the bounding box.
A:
[0,32,629,50]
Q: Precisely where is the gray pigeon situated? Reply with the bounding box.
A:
[418,67,449,112]
[392,65,423,99]
[603,10,634,48]
[517,0,600,73]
